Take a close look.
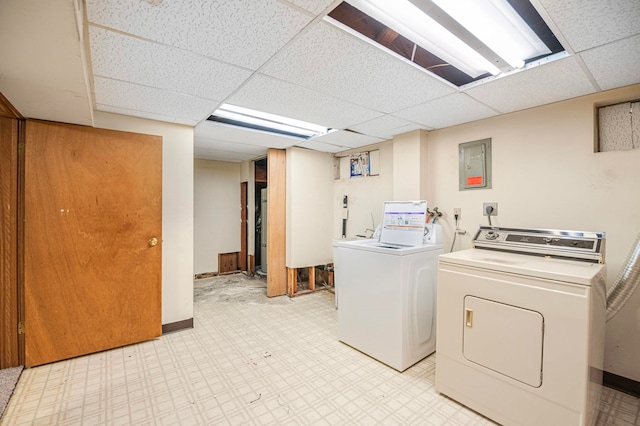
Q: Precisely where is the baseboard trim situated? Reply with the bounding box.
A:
[195,272,217,279]
[603,371,640,398]
[162,318,194,335]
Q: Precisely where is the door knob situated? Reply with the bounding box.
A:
[148,237,158,247]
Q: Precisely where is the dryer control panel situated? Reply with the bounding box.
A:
[472,226,605,263]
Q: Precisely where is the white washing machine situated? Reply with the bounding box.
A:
[436,226,607,426]
[335,200,443,372]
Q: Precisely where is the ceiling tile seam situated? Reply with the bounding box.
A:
[457,51,570,96]
[580,32,640,53]
[303,137,354,149]
[574,54,602,92]
[194,146,265,157]
[334,141,388,157]
[95,103,196,124]
[194,154,248,163]
[86,23,257,74]
[527,0,575,55]
[444,91,508,115]
[348,113,431,133]
[195,136,280,150]
[252,3,340,71]
[276,0,340,19]
[303,141,348,150]
[276,0,317,17]
[457,92,502,115]
[195,4,341,127]
[378,94,500,129]
[250,72,389,122]
[194,146,265,156]
[93,74,222,104]
[317,0,345,17]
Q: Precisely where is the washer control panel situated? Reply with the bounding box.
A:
[473,226,605,263]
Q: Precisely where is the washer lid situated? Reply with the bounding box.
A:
[439,248,605,286]
[336,238,443,255]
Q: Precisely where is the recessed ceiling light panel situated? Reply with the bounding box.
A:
[209,104,335,140]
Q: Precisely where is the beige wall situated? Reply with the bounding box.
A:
[330,84,640,381]
[286,147,334,267]
[423,84,640,381]
[94,111,194,325]
[333,141,394,239]
[193,159,242,274]
[393,130,427,200]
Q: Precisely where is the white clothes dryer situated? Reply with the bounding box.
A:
[436,227,606,426]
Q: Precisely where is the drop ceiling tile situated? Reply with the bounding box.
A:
[349,115,425,139]
[464,56,596,113]
[86,0,311,70]
[395,94,499,129]
[581,35,640,91]
[227,73,383,129]
[194,147,260,162]
[89,27,251,101]
[313,130,384,148]
[194,121,299,149]
[284,0,337,15]
[295,139,350,153]
[537,0,640,52]
[261,21,456,113]
[94,77,215,122]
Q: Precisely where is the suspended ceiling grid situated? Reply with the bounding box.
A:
[1,0,639,162]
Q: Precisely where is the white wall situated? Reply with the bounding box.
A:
[333,141,394,239]
[286,147,334,267]
[423,84,640,381]
[194,159,241,274]
[93,111,194,325]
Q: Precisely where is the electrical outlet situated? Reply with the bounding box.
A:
[454,208,461,219]
[483,202,498,216]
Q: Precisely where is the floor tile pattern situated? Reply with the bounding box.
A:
[2,274,639,425]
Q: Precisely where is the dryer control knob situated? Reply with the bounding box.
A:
[486,231,499,240]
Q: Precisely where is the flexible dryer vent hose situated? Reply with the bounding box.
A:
[606,232,640,322]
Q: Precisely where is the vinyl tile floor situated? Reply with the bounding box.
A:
[2,274,639,425]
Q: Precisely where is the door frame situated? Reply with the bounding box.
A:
[0,92,24,368]
[239,182,248,271]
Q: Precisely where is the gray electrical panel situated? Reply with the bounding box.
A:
[459,138,492,190]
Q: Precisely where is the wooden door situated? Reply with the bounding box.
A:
[24,120,162,367]
[239,182,247,271]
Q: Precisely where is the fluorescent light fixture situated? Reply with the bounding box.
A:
[430,0,550,69]
[209,104,334,139]
[347,0,550,77]
[349,0,500,77]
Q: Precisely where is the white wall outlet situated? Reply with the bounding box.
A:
[454,208,461,219]
[483,202,498,216]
